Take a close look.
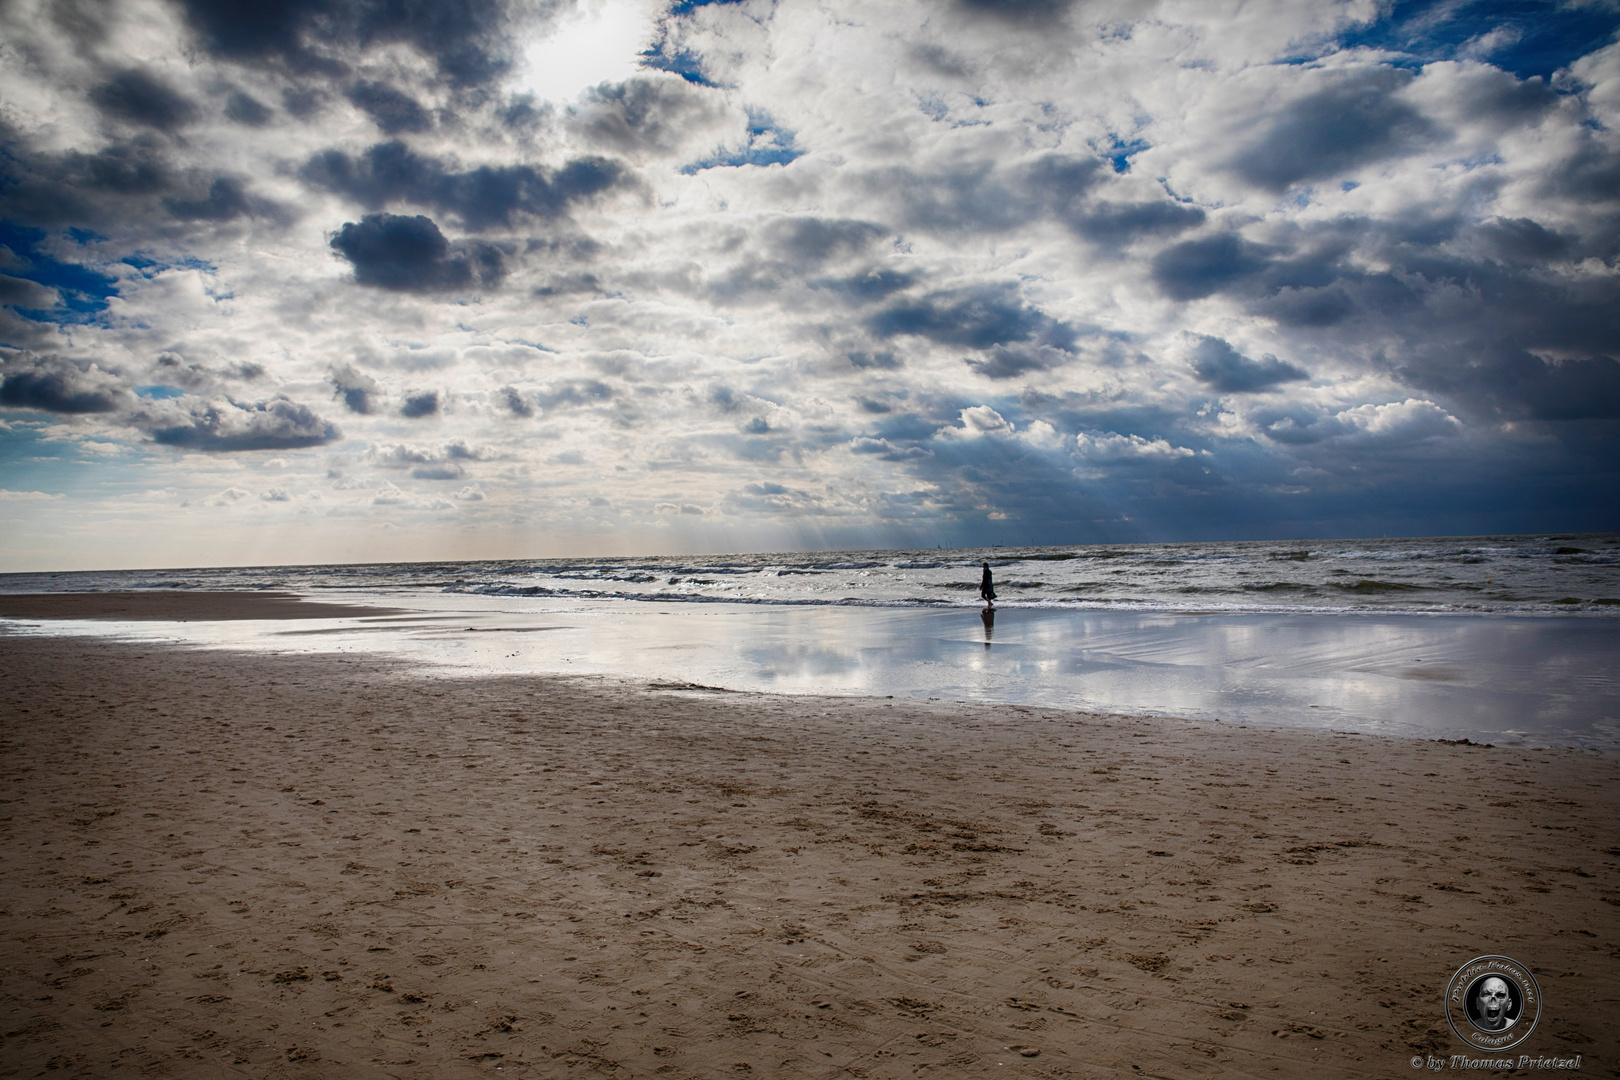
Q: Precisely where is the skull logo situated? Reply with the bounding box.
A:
[1473,976,1515,1031]
[1446,956,1539,1051]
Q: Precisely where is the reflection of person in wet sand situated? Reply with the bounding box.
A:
[981,605,995,647]
[980,561,996,609]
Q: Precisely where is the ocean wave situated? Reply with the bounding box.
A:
[4,531,1616,619]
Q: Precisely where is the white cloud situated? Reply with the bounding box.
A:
[1336,399,1461,442]
[1075,432,1196,460]
[201,487,252,506]
[938,406,1014,439]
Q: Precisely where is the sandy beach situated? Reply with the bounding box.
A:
[1,597,1617,1078]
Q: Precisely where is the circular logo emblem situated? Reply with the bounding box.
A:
[1445,955,1541,1051]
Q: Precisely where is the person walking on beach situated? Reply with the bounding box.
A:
[979,561,996,609]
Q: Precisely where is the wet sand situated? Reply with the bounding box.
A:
[1,623,1617,1077]
[0,591,410,622]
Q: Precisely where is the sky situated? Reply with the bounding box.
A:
[1,0,1618,571]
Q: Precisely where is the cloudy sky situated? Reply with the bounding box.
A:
[2,0,1618,570]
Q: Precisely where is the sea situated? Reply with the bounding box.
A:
[3,532,1618,751]
[5,533,1620,615]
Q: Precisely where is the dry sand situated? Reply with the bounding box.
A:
[1,606,1616,1078]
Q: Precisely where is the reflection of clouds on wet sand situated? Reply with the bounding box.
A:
[4,592,1616,749]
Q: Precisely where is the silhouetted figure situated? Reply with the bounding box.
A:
[979,561,996,609]
[981,605,995,647]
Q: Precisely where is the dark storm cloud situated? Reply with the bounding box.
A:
[163,177,268,221]
[1250,405,1343,445]
[346,81,431,135]
[1070,200,1206,247]
[71,138,174,195]
[145,397,341,451]
[0,134,188,226]
[910,43,974,78]
[1397,343,1620,423]
[1226,68,1437,192]
[1545,133,1620,205]
[400,389,440,417]
[1477,217,1574,262]
[848,351,902,370]
[534,379,613,410]
[329,213,506,292]
[174,0,515,85]
[761,217,887,264]
[1458,66,1560,121]
[1186,335,1309,393]
[43,0,110,46]
[870,156,1094,233]
[223,90,273,126]
[1027,155,1206,247]
[692,217,897,304]
[1486,354,1620,422]
[88,68,199,131]
[0,275,57,309]
[1253,286,1357,328]
[301,142,626,230]
[1149,204,1620,425]
[329,363,381,414]
[964,344,1076,381]
[955,0,1077,25]
[0,353,128,414]
[148,351,265,393]
[868,284,1079,353]
[499,385,533,416]
[1151,234,1271,301]
[812,269,917,304]
[282,86,327,118]
[866,154,1201,248]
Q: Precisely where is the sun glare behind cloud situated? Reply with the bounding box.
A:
[519,0,663,104]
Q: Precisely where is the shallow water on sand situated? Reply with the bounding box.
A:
[7,595,1616,751]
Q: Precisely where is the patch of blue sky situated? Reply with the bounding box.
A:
[668,0,748,14]
[135,385,186,400]
[639,41,719,86]
[681,110,802,173]
[122,253,218,278]
[0,221,119,321]
[918,94,950,122]
[1333,0,1620,80]
[0,424,126,495]
[1101,134,1149,174]
[1156,178,1199,204]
